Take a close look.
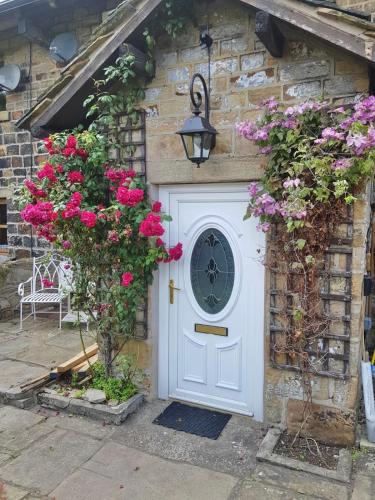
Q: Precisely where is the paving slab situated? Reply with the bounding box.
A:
[0,429,103,495]
[111,399,265,478]
[34,406,116,440]
[251,464,349,500]
[0,482,29,500]
[0,360,46,394]
[233,478,320,500]
[352,473,375,500]
[0,406,45,433]
[53,441,238,500]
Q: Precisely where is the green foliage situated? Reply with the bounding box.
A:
[91,355,142,402]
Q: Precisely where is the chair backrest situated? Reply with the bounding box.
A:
[32,253,68,293]
[58,261,75,295]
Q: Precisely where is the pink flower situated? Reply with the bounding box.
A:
[248,182,261,198]
[44,137,57,154]
[156,238,165,247]
[56,164,64,173]
[332,158,352,170]
[80,211,97,228]
[108,230,120,243]
[256,222,271,233]
[66,135,77,149]
[152,201,162,213]
[62,147,76,157]
[139,213,165,237]
[76,148,88,161]
[321,127,345,141]
[24,179,46,198]
[62,240,72,250]
[21,201,57,227]
[42,278,54,288]
[168,243,183,261]
[116,187,144,207]
[37,163,57,183]
[70,192,83,207]
[121,272,133,287]
[62,206,80,219]
[283,179,300,189]
[68,171,85,184]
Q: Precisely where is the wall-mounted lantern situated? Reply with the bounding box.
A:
[177,73,217,167]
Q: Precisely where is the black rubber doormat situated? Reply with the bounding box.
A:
[153,401,231,440]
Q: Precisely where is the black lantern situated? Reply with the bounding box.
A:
[177,73,217,167]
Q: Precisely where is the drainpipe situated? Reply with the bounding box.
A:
[361,361,375,443]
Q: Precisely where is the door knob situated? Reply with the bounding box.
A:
[169,279,181,304]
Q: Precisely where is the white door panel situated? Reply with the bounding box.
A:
[158,184,265,420]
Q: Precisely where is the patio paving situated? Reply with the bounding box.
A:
[0,317,371,499]
[0,317,94,395]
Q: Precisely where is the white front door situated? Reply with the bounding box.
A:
[158,184,265,420]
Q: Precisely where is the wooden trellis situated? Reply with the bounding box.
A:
[111,110,148,340]
[269,207,353,379]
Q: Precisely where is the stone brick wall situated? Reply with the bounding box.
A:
[144,0,369,185]
[142,0,370,439]
[336,0,375,15]
[0,0,122,258]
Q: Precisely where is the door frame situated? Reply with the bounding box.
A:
[157,183,265,421]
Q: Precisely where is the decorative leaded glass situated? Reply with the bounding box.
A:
[191,228,235,314]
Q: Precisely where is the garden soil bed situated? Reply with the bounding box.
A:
[274,431,341,470]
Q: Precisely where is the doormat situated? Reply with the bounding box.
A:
[153,401,231,440]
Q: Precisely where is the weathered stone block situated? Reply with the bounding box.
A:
[195,58,238,78]
[167,66,190,82]
[280,60,330,81]
[232,68,275,89]
[221,37,250,56]
[287,399,356,446]
[324,76,367,96]
[284,80,321,99]
[241,52,265,71]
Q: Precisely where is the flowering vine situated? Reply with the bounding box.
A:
[237,96,375,425]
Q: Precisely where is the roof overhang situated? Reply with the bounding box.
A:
[240,0,375,63]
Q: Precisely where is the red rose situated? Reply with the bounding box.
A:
[76,148,88,161]
[70,192,83,206]
[37,163,57,183]
[168,243,183,261]
[121,272,133,287]
[152,201,162,213]
[80,211,97,228]
[66,135,77,149]
[139,213,164,237]
[116,187,144,207]
[68,171,85,184]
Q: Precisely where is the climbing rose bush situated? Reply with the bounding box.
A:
[236,96,375,234]
[16,130,182,372]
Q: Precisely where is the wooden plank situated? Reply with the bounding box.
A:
[71,354,98,373]
[20,372,50,389]
[56,344,98,373]
[316,7,375,31]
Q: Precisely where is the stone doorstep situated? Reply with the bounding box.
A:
[38,391,144,425]
[256,426,352,484]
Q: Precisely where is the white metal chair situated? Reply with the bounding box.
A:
[18,253,72,330]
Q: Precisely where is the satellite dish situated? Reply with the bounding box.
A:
[49,32,78,63]
[0,64,21,92]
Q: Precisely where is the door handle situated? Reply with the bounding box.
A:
[169,279,181,305]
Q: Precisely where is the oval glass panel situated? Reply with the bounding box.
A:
[190,228,235,314]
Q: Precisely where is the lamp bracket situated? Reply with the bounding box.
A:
[190,73,210,120]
